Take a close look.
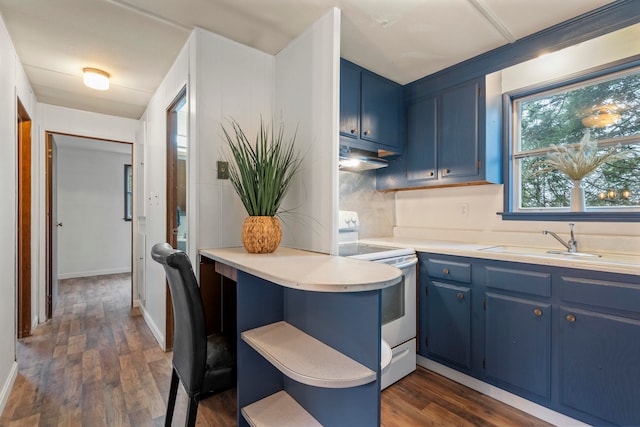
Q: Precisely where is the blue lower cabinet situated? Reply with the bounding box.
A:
[559,306,640,426]
[417,252,640,426]
[426,281,472,369]
[485,293,551,399]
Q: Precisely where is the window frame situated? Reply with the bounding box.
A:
[124,163,132,221]
[501,56,640,222]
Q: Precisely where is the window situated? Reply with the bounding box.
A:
[508,63,640,217]
[124,164,132,221]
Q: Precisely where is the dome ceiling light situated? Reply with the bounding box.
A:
[83,68,110,90]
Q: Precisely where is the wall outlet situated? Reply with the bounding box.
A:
[459,202,469,217]
[217,161,229,179]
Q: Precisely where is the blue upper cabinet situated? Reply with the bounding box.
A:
[340,59,402,153]
[406,96,437,184]
[339,60,361,141]
[439,80,480,180]
[377,74,502,190]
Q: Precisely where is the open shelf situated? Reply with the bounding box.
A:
[241,390,321,427]
[241,321,377,388]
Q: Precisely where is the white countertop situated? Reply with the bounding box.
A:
[200,246,402,292]
[359,237,640,276]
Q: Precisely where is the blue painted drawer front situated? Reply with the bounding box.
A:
[485,266,551,297]
[561,275,640,315]
[559,306,640,426]
[485,293,551,399]
[427,281,472,369]
[426,258,471,283]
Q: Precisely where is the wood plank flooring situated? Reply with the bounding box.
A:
[1,274,553,426]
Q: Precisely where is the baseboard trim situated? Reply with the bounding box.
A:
[0,361,18,416]
[31,315,38,334]
[417,356,589,427]
[138,303,165,351]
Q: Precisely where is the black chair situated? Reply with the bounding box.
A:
[151,243,235,427]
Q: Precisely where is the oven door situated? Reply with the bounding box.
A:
[379,255,417,348]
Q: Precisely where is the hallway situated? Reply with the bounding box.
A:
[0,274,235,426]
[1,274,550,426]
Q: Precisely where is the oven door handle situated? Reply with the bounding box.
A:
[392,257,418,269]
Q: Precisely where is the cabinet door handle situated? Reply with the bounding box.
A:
[442,268,449,275]
[566,314,576,322]
[534,308,542,316]
[427,170,434,177]
[457,292,464,300]
[350,128,358,134]
[364,129,370,136]
[442,168,451,176]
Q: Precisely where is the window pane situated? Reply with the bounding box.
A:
[519,144,640,209]
[513,65,640,212]
[518,69,640,152]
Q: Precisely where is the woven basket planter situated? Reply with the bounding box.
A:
[241,216,282,254]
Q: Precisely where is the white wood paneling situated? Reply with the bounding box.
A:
[0,13,18,416]
[275,7,340,255]
[193,28,275,252]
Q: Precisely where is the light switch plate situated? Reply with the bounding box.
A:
[217,161,229,179]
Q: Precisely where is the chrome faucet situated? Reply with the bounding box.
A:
[543,223,577,253]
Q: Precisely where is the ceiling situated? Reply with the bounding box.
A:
[0,0,618,120]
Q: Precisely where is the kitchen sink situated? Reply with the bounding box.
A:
[480,245,601,258]
[545,250,601,257]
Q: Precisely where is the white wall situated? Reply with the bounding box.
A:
[276,7,341,254]
[138,37,188,349]
[37,105,138,320]
[193,28,275,253]
[0,10,37,416]
[56,145,132,278]
[140,27,276,349]
[394,24,640,255]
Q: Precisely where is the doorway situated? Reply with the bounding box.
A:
[165,87,187,350]
[17,98,32,338]
[45,132,134,318]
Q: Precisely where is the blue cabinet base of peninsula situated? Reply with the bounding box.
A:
[236,271,383,426]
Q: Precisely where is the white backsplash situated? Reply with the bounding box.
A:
[339,170,395,239]
[395,184,640,256]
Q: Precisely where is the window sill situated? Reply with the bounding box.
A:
[498,211,640,222]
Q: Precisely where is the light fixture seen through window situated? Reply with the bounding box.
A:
[83,68,110,90]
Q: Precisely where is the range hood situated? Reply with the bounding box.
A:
[339,146,388,172]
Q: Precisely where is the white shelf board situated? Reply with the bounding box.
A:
[241,321,376,388]
[241,390,322,427]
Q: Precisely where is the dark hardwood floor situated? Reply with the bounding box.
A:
[0,274,552,426]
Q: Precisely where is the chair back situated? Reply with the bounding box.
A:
[151,243,207,393]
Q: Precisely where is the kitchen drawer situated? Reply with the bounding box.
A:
[561,276,640,315]
[485,266,551,297]
[426,258,471,283]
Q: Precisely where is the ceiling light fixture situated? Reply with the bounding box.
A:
[83,68,110,90]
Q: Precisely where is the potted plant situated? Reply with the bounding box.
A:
[222,118,302,253]
[537,132,625,211]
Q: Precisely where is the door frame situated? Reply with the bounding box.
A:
[45,131,135,318]
[17,98,32,338]
[165,86,187,350]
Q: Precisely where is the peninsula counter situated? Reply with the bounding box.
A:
[199,246,402,427]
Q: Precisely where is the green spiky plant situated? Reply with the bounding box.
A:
[222,118,302,217]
